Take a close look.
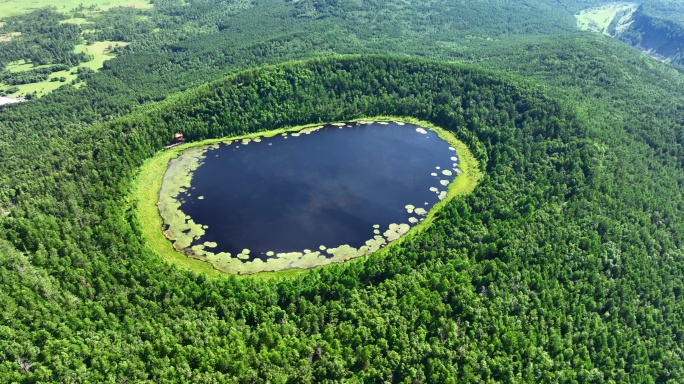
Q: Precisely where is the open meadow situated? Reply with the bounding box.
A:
[2,41,128,97]
[0,0,152,18]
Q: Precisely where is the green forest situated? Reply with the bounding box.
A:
[1,0,684,382]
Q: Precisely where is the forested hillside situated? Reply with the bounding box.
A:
[2,0,684,382]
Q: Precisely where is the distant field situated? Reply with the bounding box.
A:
[59,17,91,25]
[576,2,639,35]
[6,60,52,73]
[0,31,20,42]
[0,0,152,18]
[76,41,129,70]
[2,41,128,97]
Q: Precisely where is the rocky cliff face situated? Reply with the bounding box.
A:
[620,5,684,64]
[577,2,684,65]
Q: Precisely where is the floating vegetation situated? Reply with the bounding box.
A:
[193,235,390,273]
[204,241,217,248]
[431,172,438,177]
[168,216,423,273]
[405,204,415,214]
[198,196,204,200]
[373,224,380,229]
[378,122,389,125]
[440,180,450,186]
[451,156,458,161]
[241,138,251,145]
[430,187,439,192]
[357,236,387,254]
[442,169,453,176]
[416,127,427,134]
[414,208,427,216]
[158,146,208,250]
[331,122,346,127]
[436,166,441,170]
[396,121,405,125]
[438,191,447,200]
[384,223,410,241]
[300,125,324,134]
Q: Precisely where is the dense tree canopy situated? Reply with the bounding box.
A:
[1,0,684,382]
[0,54,683,382]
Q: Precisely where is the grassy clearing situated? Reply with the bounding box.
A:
[0,0,152,19]
[575,2,639,35]
[130,117,482,279]
[76,41,129,70]
[2,41,128,98]
[60,18,91,25]
[0,31,20,42]
[6,60,50,73]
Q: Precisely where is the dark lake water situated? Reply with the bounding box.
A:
[177,122,458,262]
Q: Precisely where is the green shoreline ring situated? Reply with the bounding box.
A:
[129,116,482,279]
